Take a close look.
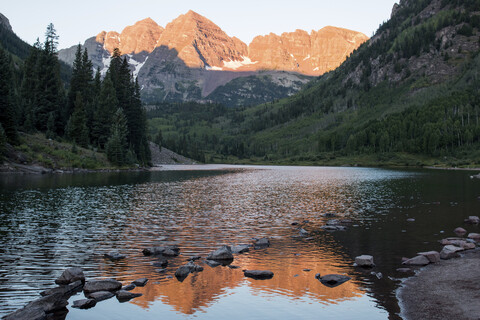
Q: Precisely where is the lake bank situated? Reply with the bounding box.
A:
[397,249,480,320]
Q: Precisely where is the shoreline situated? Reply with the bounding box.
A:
[397,249,480,320]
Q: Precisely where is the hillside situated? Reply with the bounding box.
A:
[147,0,480,167]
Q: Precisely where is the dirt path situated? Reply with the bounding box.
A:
[397,249,480,320]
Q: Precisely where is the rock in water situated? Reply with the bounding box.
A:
[254,238,270,249]
[468,233,480,240]
[87,291,115,302]
[116,290,142,302]
[55,267,85,285]
[205,260,222,268]
[40,280,83,297]
[243,270,274,280]
[454,227,467,234]
[354,255,375,267]
[207,245,234,260]
[440,245,464,260]
[315,274,351,288]
[83,279,122,293]
[417,251,440,263]
[142,245,180,256]
[402,255,430,266]
[464,216,480,224]
[72,299,96,309]
[104,251,126,261]
[132,278,148,287]
[231,244,250,254]
[122,284,136,291]
[3,306,46,320]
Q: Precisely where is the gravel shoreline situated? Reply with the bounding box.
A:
[397,249,480,320]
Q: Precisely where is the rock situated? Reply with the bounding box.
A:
[326,219,340,226]
[132,278,148,287]
[243,270,274,280]
[254,238,270,249]
[231,244,251,254]
[228,265,240,269]
[371,272,383,279]
[303,269,311,272]
[407,218,415,222]
[322,213,337,217]
[25,292,68,313]
[417,251,440,263]
[463,242,476,250]
[83,279,122,293]
[207,245,234,260]
[122,284,136,291]
[152,259,168,268]
[166,275,173,279]
[104,251,126,261]
[402,255,430,266]
[299,228,309,236]
[396,268,412,273]
[321,225,346,231]
[142,245,180,256]
[291,222,299,225]
[87,291,115,302]
[40,280,83,297]
[467,233,480,240]
[155,268,167,273]
[188,255,202,261]
[454,227,467,234]
[72,299,96,309]
[354,255,375,267]
[3,306,46,320]
[315,274,351,288]
[205,260,222,268]
[464,216,480,224]
[440,245,463,260]
[55,267,85,285]
[175,262,196,281]
[116,290,142,302]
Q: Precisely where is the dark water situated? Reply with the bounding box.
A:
[0,165,479,319]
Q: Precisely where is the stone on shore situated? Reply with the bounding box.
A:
[467,233,480,240]
[40,280,83,297]
[315,274,351,288]
[254,238,270,249]
[464,216,479,224]
[104,251,126,261]
[87,291,115,302]
[207,245,234,260]
[417,251,440,263]
[453,227,467,234]
[403,255,430,266]
[354,255,375,267]
[231,244,250,254]
[132,278,148,287]
[72,299,96,309]
[440,245,463,260]
[116,290,142,302]
[83,279,122,293]
[243,270,274,280]
[55,267,85,285]
[25,292,69,314]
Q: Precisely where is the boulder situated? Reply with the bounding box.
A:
[204,260,222,268]
[104,251,126,261]
[417,251,440,263]
[132,278,148,287]
[55,267,85,285]
[315,274,351,288]
[87,291,115,302]
[72,299,96,309]
[254,238,270,249]
[207,245,234,260]
[454,227,467,234]
[83,279,122,293]
[40,280,83,297]
[152,258,168,268]
[3,306,46,320]
[402,255,430,266]
[464,216,480,224]
[467,233,480,240]
[25,292,68,313]
[354,255,375,267]
[122,284,135,291]
[231,244,250,254]
[116,290,142,302]
[243,270,274,280]
[463,242,476,250]
[174,262,202,281]
[440,245,463,259]
[142,245,180,256]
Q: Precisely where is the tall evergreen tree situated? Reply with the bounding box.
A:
[0,47,18,143]
[92,75,117,148]
[66,92,89,147]
[106,108,129,165]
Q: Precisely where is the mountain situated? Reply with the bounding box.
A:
[146,0,480,166]
[58,11,367,106]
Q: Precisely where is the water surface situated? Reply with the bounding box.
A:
[0,165,479,319]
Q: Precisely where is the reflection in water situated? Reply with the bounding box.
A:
[1,166,478,319]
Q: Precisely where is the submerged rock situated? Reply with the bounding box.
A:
[207,245,234,260]
[72,299,96,309]
[354,255,375,267]
[204,260,222,268]
[83,279,122,293]
[104,251,126,261]
[254,238,270,249]
[116,290,142,302]
[132,278,148,287]
[87,291,115,302]
[142,245,180,256]
[152,258,168,268]
[299,228,309,236]
[188,255,202,261]
[315,274,351,288]
[55,267,85,285]
[402,255,430,266]
[243,270,274,280]
[231,244,251,254]
[417,251,440,263]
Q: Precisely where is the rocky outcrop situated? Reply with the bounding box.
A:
[55,267,85,285]
[0,13,12,32]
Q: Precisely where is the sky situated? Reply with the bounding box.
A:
[1,0,399,50]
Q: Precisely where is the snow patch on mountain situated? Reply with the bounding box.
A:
[222,56,258,70]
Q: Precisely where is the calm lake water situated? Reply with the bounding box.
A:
[0,165,479,319]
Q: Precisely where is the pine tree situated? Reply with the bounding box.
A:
[66,92,89,147]
[92,75,117,148]
[0,124,6,159]
[106,108,129,165]
[0,47,18,144]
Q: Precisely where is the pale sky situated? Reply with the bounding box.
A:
[2,0,398,50]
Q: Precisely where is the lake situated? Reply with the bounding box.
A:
[0,165,479,319]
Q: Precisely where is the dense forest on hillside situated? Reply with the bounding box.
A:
[147,0,480,167]
[0,23,151,168]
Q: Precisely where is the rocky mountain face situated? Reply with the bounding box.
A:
[58,10,367,106]
[0,13,12,32]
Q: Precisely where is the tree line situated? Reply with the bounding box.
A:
[0,24,150,166]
